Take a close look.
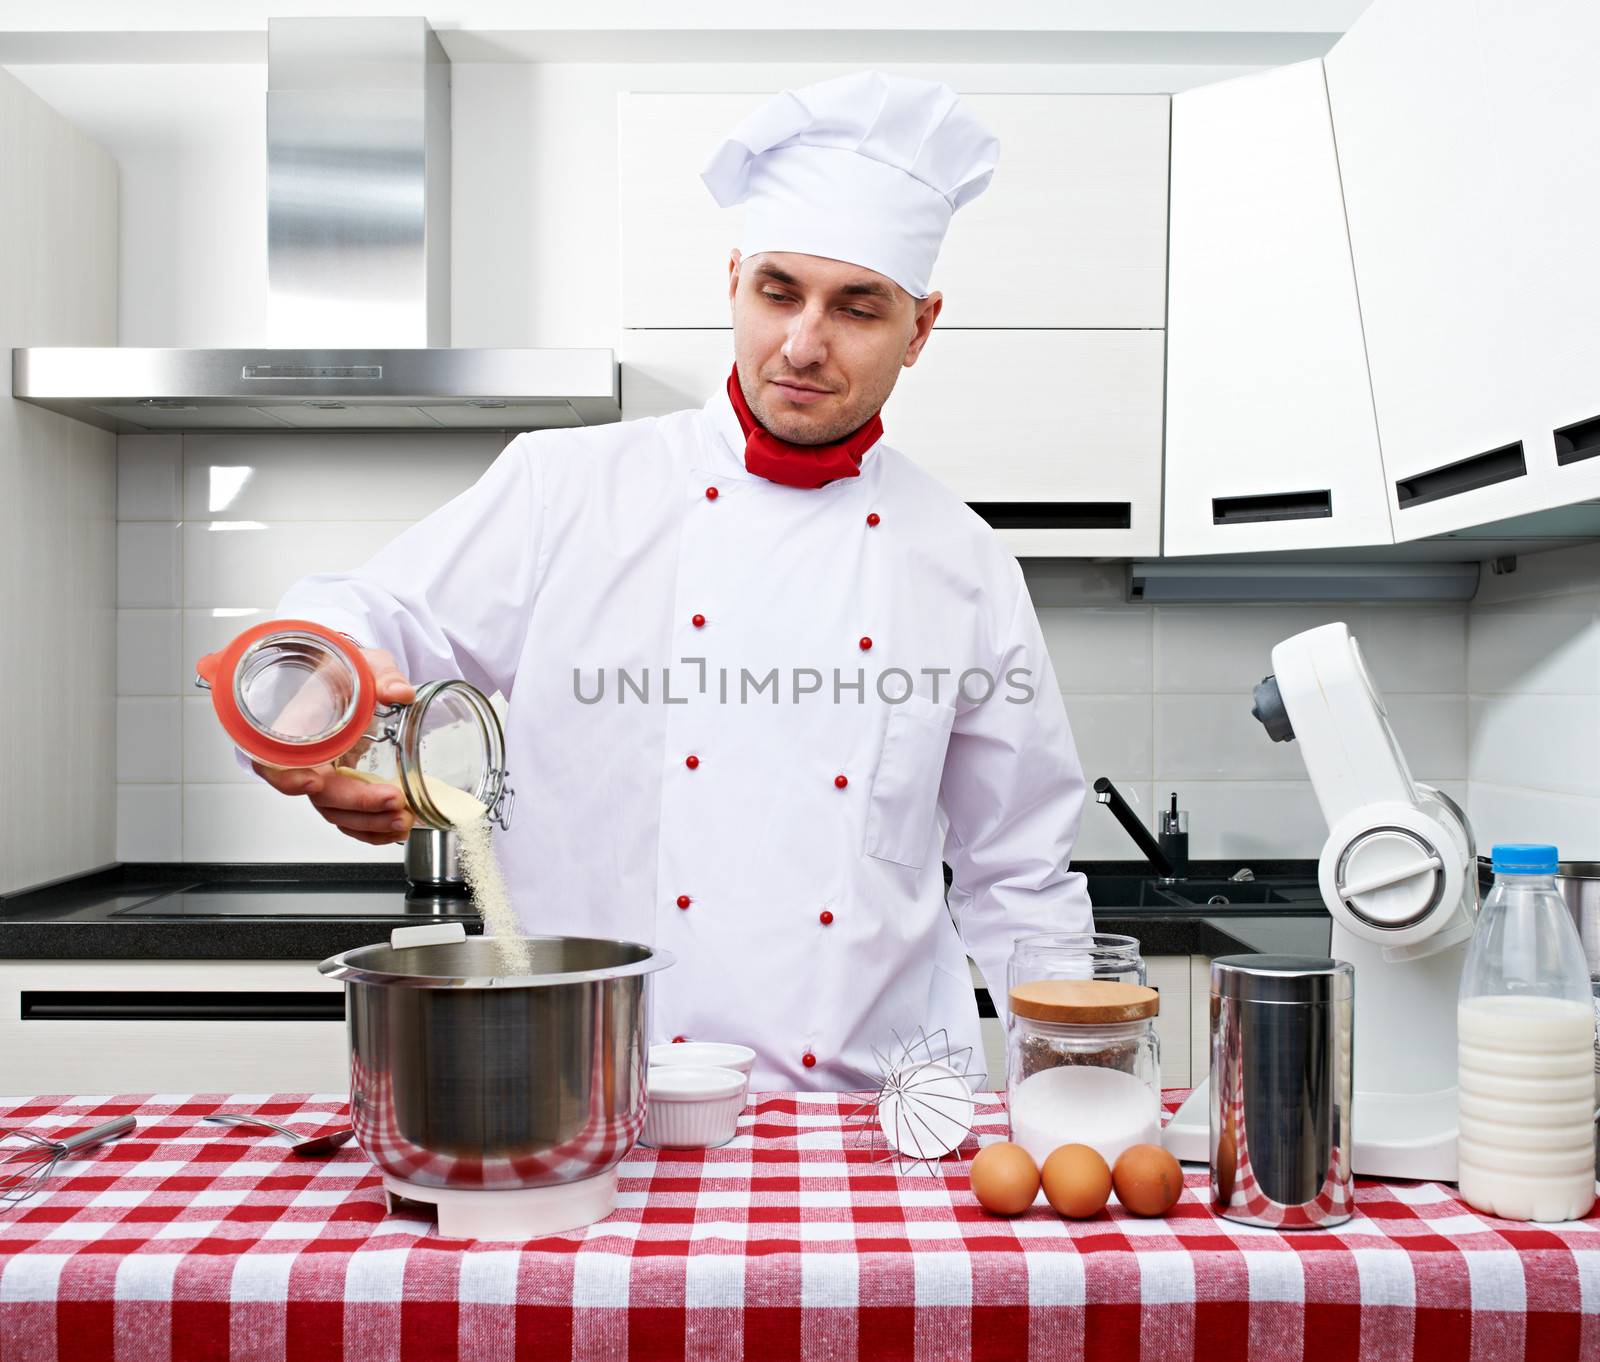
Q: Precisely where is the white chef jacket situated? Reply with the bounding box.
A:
[277,383,1094,1090]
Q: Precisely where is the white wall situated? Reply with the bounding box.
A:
[3,64,265,347]
[0,66,118,894]
[1467,541,1600,859]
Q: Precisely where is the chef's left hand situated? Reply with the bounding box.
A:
[250,646,419,845]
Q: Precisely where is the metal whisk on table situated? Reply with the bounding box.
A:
[0,1115,136,1207]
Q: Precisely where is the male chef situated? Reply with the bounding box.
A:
[258,71,1094,1089]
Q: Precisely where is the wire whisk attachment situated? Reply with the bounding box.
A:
[0,1116,136,1207]
[845,1027,986,1176]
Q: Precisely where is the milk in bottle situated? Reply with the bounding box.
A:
[1457,844,1596,1222]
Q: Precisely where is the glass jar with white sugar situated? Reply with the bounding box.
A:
[1005,979,1161,1170]
[195,618,513,831]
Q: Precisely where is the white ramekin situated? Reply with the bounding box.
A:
[649,1041,756,1080]
[642,1065,747,1149]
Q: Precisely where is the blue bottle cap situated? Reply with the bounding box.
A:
[1490,843,1559,874]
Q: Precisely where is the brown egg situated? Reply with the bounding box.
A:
[969,1142,1040,1216]
[1039,1143,1112,1219]
[1112,1143,1185,1217]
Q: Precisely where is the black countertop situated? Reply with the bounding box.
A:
[0,860,1329,962]
[0,863,481,961]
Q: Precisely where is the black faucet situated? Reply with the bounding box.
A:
[1092,777,1176,880]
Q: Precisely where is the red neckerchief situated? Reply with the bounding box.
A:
[726,365,883,489]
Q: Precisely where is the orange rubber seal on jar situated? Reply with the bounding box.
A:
[196,618,376,771]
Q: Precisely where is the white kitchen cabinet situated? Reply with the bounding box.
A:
[1324,0,1600,540]
[622,328,1164,557]
[1164,60,1392,557]
[619,92,1170,330]
[0,960,349,1097]
[1477,0,1600,512]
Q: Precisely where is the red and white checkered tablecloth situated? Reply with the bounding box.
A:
[1,1090,1597,1362]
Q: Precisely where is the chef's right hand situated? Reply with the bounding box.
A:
[252,648,419,846]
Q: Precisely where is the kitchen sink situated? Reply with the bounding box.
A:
[1084,874,1323,911]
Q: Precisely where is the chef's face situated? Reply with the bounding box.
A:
[728,249,942,444]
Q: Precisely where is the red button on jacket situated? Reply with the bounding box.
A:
[685,754,699,770]
[676,895,691,909]
[858,636,872,651]
[866,512,880,527]
[691,613,706,628]
[705,486,719,500]
[834,774,848,789]
[802,1052,817,1069]
[819,910,834,926]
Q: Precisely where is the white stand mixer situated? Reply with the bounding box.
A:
[1162,622,1475,1180]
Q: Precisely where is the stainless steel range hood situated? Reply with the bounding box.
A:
[12,17,621,433]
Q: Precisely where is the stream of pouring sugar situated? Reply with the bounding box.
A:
[337,768,520,968]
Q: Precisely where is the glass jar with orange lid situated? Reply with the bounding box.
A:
[195,618,513,831]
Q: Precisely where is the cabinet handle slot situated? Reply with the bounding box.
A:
[1395,442,1525,510]
[1554,415,1600,467]
[967,501,1132,530]
[1212,490,1333,525]
[19,991,345,1022]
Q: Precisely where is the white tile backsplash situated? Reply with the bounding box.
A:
[1467,782,1600,860]
[1467,693,1598,796]
[180,520,416,607]
[1062,694,1153,781]
[116,521,182,608]
[1038,608,1152,694]
[116,697,182,783]
[117,784,183,862]
[1466,596,1600,695]
[116,434,182,520]
[183,782,400,864]
[116,610,181,696]
[1383,695,1469,784]
[1154,694,1307,781]
[181,432,504,522]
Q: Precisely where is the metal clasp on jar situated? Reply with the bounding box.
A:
[487,771,515,832]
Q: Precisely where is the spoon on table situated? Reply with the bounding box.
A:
[203,1114,354,1157]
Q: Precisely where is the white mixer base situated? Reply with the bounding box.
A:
[383,1168,619,1240]
[1163,1078,1460,1182]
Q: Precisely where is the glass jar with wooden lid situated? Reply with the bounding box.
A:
[1005,979,1162,1169]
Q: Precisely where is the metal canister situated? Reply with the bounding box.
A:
[1209,954,1355,1229]
[1553,862,1600,979]
[405,826,464,889]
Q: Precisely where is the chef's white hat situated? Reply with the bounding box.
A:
[700,71,999,300]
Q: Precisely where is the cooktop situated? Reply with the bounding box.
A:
[113,886,477,919]
[0,878,474,923]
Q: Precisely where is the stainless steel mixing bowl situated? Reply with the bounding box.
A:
[318,935,673,1190]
